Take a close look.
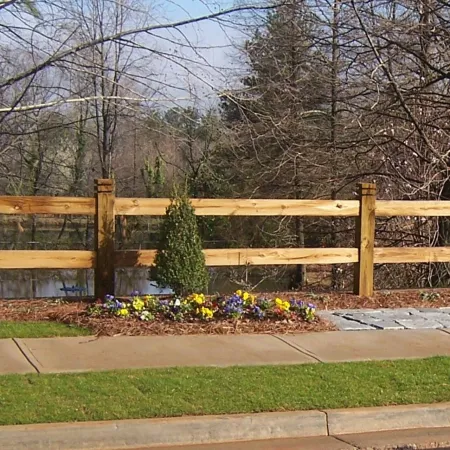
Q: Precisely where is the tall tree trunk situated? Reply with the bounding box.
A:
[292,217,306,289]
[292,153,306,289]
[330,0,341,290]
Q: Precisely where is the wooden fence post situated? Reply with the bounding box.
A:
[95,179,115,299]
[353,182,376,296]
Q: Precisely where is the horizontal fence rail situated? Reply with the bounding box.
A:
[0,197,95,215]
[374,247,450,264]
[0,250,95,269]
[2,179,450,297]
[115,248,359,268]
[115,198,360,217]
[376,200,450,217]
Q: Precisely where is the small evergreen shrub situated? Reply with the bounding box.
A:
[153,190,209,295]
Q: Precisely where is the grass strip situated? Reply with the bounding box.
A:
[0,321,91,339]
[0,357,449,425]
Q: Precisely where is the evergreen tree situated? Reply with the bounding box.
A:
[219,0,330,288]
[153,188,209,296]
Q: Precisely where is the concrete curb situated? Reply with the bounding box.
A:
[0,403,449,450]
[326,402,450,435]
[0,411,327,450]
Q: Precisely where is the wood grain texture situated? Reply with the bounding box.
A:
[115,248,358,267]
[94,179,115,299]
[374,247,450,263]
[354,183,376,296]
[0,251,95,269]
[115,198,360,217]
[376,200,450,217]
[0,197,95,215]
[5,195,450,218]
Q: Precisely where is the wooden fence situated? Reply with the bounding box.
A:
[2,179,450,298]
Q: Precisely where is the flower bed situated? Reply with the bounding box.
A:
[3,289,450,336]
[88,290,317,323]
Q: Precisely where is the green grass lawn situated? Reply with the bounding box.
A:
[0,357,449,425]
[0,321,91,339]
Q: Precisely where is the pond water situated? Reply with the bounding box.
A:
[0,269,291,299]
[0,270,172,298]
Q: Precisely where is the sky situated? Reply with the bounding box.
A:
[148,0,256,109]
[0,0,265,113]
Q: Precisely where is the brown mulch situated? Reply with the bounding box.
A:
[65,315,332,336]
[0,298,333,336]
[1,288,449,336]
[295,288,450,310]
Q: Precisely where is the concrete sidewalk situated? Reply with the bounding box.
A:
[1,328,450,374]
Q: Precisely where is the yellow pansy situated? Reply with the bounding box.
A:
[200,306,213,319]
[117,308,129,316]
[275,298,290,311]
[191,293,205,305]
[241,291,256,305]
[236,290,243,297]
[132,298,145,311]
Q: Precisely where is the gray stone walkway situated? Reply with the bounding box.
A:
[319,307,450,331]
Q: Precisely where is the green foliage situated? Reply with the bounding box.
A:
[306,292,330,307]
[142,156,165,197]
[419,291,441,302]
[153,189,209,295]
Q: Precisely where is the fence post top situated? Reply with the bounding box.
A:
[95,178,114,185]
[95,179,115,193]
[358,182,376,195]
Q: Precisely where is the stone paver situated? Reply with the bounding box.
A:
[332,318,376,331]
[277,329,450,362]
[342,313,380,320]
[377,312,418,320]
[0,339,35,374]
[370,320,405,330]
[320,307,450,331]
[15,334,317,373]
[417,311,450,318]
[396,318,443,329]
